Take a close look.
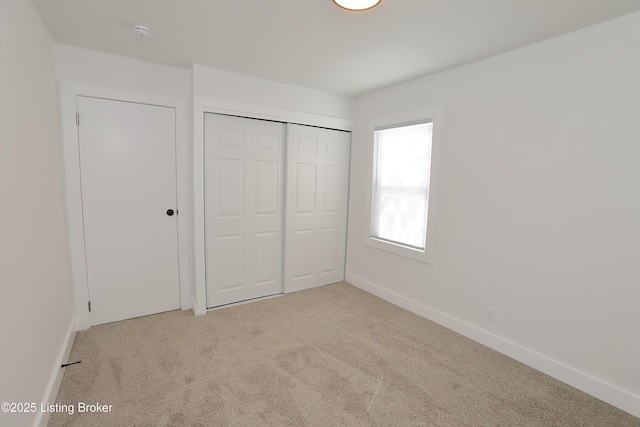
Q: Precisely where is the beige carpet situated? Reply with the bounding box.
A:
[50,282,638,426]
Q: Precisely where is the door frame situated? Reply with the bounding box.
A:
[61,82,191,330]
[193,97,352,314]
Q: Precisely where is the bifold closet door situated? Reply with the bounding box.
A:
[285,124,351,292]
[205,114,286,307]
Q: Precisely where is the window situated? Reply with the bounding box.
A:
[367,110,439,263]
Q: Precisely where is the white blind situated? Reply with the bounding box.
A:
[371,121,433,251]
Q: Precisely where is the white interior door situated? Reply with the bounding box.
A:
[285,124,351,292]
[77,96,180,326]
[205,114,285,307]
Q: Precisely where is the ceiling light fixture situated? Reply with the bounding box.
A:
[333,0,382,11]
[133,25,150,37]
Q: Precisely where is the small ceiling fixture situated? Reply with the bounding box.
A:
[133,25,150,37]
[333,0,381,11]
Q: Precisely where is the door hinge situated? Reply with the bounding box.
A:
[88,301,91,312]
[76,113,79,126]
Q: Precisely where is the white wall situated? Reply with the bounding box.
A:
[193,65,352,120]
[347,11,640,416]
[0,2,74,426]
[55,44,191,99]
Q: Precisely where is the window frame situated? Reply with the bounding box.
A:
[365,108,442,264]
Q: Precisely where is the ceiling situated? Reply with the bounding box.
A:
[32,0,640,97]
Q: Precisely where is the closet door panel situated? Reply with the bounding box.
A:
[205,114,285,307]
[285,124,351,292]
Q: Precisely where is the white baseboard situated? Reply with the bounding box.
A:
[346,273,640,418]
[34,317,76,427]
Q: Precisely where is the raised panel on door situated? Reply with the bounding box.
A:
[217,159,244,216]
[293,229,316,281]
[77,96,180,326]
[295,163,317,213]
[215,234,245,291]
[320,226,340,275]
[254,231,279,285]
[285,124,351,292]
[205,114,285,307]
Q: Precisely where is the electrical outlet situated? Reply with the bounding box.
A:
[487,306,495,323]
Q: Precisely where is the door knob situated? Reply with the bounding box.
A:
[166,209,175,216]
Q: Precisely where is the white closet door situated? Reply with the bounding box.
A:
[205,114,285,307]
[77,96,180,326]
[285,124,351,292]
